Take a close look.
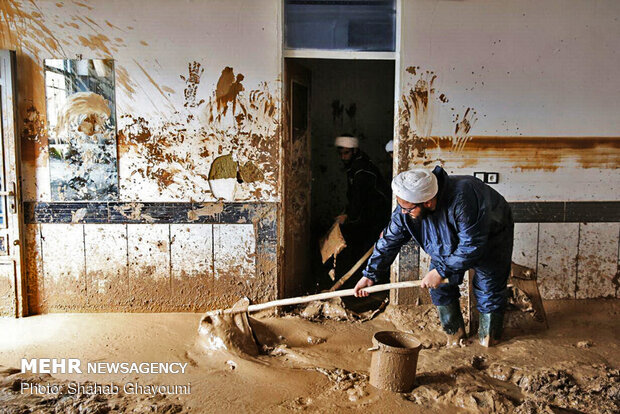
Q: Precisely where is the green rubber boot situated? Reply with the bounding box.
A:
[478,312,504,347]
[436,301,466,348]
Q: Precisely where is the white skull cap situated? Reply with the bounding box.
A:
[334,136,359,148]
[385,140,393,153]
[391,169,438,204]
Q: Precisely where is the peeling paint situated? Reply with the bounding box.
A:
[209,154,237,180]
[239,161,264,183]
[71,208,87,223]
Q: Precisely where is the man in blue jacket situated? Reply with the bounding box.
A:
[354,166,514,347]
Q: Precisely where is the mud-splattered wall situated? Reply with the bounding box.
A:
[2,0,282,313]
[394,0,620,303]
[2,0,281,202]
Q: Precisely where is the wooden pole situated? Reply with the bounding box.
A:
[203,279,446,316]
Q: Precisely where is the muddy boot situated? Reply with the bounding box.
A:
[436,302,465,348]
[478,312,504,347]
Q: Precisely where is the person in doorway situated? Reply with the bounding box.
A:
[331,135,391,294]
[334,134,391,247]
[353,166,514,347]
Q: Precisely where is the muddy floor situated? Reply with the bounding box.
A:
[0,299,618,413]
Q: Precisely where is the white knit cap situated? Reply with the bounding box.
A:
[385,140,393,153]
[334,136,359,148]
[391,169,438,204]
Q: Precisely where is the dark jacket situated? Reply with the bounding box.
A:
[362,166,513,284]
[341,151,391,247]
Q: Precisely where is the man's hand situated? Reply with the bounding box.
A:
[420,268,444,288]
[354,276,374,297]
[335,214,348,225]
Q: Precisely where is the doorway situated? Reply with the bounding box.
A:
[282,58,395,297]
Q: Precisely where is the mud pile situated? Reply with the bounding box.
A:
[408,357,619,413]
[513,363,619,413]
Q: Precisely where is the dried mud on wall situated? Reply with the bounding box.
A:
[1,1,281,202]
[117,64,280,201]
[397,66,478,173]
[24,218,275,313]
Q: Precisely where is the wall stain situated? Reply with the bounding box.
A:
[452,107,477,152]
[180,61,205,108]
[0,0,66,175]
[345,103,356,120]
[4,1,279,312]
[0,0,67,59]
[398,67,476,171]
[2,2,280,200]
[133,59,176,110]
[406,66,419,76]
[433,136,620,171]
[331,99,344,123]
[71,207,87,223]
[215,67,245,119]
[187,203,224,221]
[21,106,46,144]
[115,65,137,98]
[113,202,154,222]
[77,33,114,56]
[73,2,94,11]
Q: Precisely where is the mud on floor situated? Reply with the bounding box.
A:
[0,300,618,413]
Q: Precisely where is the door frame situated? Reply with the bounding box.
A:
[0,50,27,317]
[278,0,402,299]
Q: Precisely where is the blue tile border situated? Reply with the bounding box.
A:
[24,201,620,225]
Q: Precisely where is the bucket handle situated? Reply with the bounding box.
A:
[367,346,379,352]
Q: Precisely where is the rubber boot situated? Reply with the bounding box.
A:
[478,312,504,347]
[436,301,466,348]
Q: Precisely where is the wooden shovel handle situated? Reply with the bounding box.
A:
[327,246,375,292]
[203,279,447,316]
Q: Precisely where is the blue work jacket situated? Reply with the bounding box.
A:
[362,166,513,285]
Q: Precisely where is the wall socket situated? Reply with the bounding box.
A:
[474,172,499,184]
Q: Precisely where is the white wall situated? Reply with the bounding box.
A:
[399,0,620,201]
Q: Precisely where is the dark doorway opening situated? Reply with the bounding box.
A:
[297,58,396,300]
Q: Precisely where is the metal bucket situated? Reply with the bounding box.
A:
[369,331,422,393]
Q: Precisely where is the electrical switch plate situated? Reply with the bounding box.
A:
[473,172,499,184]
